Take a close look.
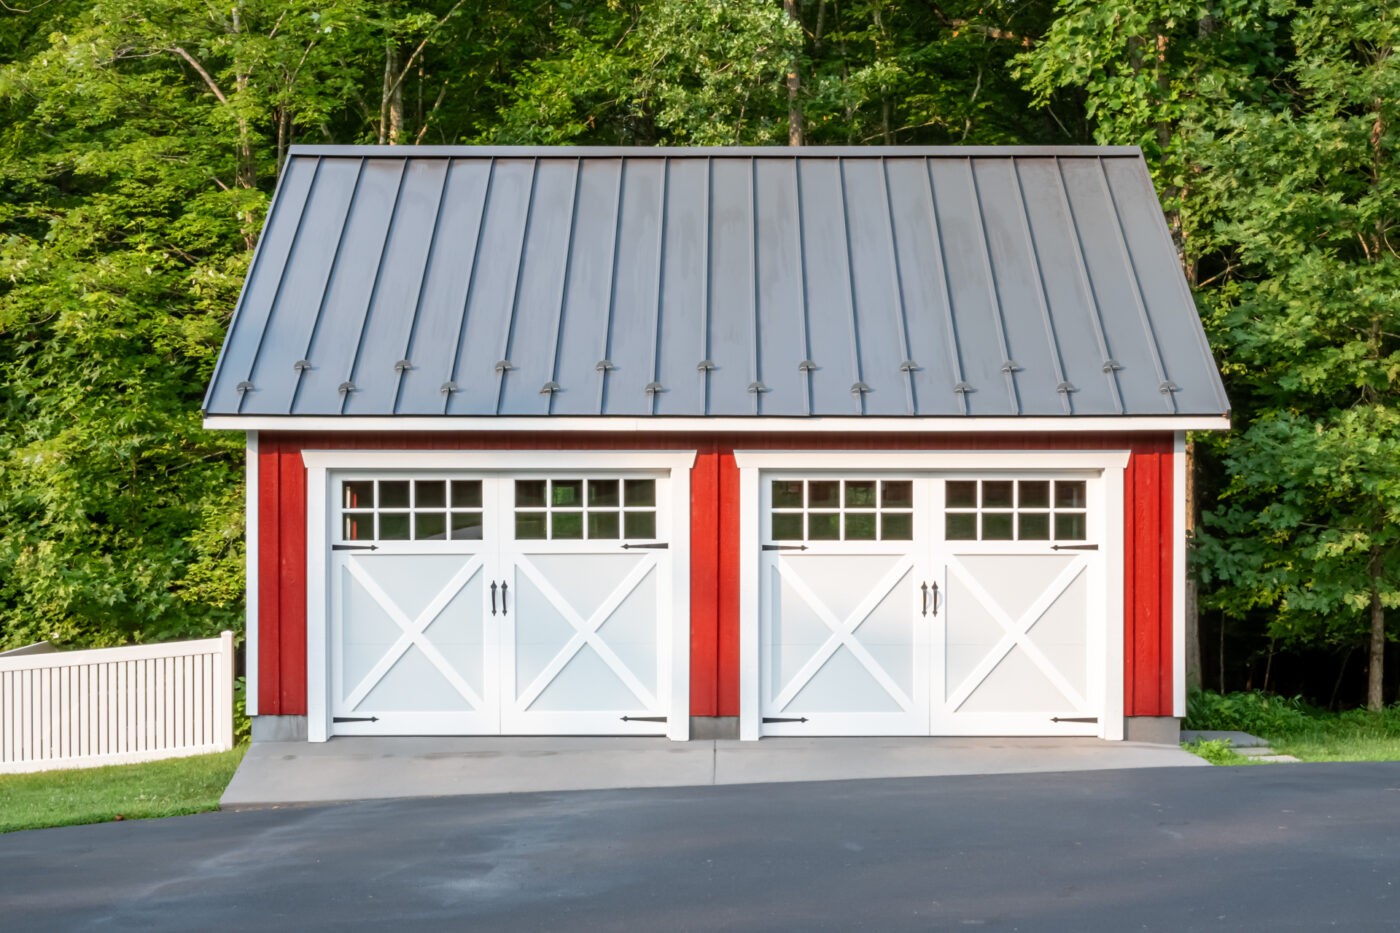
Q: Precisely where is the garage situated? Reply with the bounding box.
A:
[204,145,1229,744]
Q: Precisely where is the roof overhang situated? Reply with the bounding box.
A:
[204,415,1230,434]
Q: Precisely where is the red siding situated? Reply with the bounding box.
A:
[254,431,1178,720]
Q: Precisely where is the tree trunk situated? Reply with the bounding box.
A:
[380,41,406,145]
[784,0,804,146]
[1368,547,1385,711]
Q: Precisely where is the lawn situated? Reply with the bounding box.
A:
[0,746,246,834]
[1184,690,1400,764]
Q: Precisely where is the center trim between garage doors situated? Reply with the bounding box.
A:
[734,450,1131,741]
[301,449,696,742]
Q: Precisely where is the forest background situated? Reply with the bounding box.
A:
[0,0,1396,709]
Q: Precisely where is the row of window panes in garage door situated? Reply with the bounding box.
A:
[340,478,656,541]
[769,478,1088,542]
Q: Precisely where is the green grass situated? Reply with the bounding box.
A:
[1182,738,1266,765]
[1184,690,1400,764]
[0,745,246,834]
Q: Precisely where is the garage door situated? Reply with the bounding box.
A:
[330,474,672,736]
[760,475,1104,736]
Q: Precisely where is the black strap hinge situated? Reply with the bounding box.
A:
[762,544,808,551]
[1051,544,1098,551]
[332,544,379,551]
[620,715,667,723]
[622,542,669,549]
[333,716,380,723]
[1051,716,1098,723]
[762,716,809,724]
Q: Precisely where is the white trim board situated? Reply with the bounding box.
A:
[207,415,1230,434]
[300,449,695,742]
[734,449,1130,741]
[244,431,259,717]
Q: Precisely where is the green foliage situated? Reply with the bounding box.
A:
[1186,689,1311,734]
[232,675,252,745]
[0,747,246,834]
[1182,738,1258,765]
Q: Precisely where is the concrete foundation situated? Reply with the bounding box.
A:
[690,716,740,740]
[251,715,308,742]
[1125,716,1181,745]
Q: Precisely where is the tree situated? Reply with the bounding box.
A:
[1190,0,1400,709]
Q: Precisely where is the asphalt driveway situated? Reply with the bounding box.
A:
[3,763,1398,931]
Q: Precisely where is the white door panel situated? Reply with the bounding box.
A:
[502,550,667,733]
[331,550,496,735]
[761,550,927,735]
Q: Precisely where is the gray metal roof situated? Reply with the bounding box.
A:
[204,146,1229,419]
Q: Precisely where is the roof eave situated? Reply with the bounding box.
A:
[203,414,1231,434]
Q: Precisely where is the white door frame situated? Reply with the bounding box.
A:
[734,450,1130,741]
[302,449,696,742]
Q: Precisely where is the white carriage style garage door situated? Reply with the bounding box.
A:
[329,473,673,736]
[759,473,1106,737]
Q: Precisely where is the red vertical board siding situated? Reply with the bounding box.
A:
[688,446,720,717]
[716,449,742,716]
[277,448,308,714]
[1156,446,1175,714]
[256,439,282,713]
[1121,437,1174,717]
[253,431,1177,720]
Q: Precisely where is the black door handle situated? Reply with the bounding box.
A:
[921,582,929,617]
[501,581,508,615]
[490,581,497,616]
[931,581,939,617]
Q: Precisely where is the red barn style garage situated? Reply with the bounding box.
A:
[204,146,1229,744]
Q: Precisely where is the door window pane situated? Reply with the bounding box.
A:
[379,513,411,540]
[588,479,620,508]
[845,512,877,540]
[515,480,547,508]
[379,481,411,509]
[552,511,584,539]
[451,512,484,540]
[624,511,656,540]
[416,481,447,509]
[624,479,656,507]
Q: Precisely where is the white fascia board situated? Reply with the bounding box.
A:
[734,450,1132,471]
[206,415,1232,434]
[300,449,697,471]
[244,431,258,717]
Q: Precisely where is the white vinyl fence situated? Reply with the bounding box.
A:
[0,632,235,774]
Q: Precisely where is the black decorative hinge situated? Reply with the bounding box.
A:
[333,716,380,723]
[1051,544,1098,551]
[1051,716,1098,724]
[332,544,379,551]
[762,544,808,551]
[622,542,669,549]
[763,717,809,724]
[620,715,667,723]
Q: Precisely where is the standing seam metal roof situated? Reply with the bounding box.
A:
[203,145,1229,419]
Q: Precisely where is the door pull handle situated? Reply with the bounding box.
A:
[490,581,497,616]
[501,581,508,615]
[931,581,939,618]
[920,582,929,617]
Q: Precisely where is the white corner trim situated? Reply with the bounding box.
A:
[738,465,762,742]
[301,448,697,742]
[1173,431,1188,719]
[244,431,259,718]
[206,414,1232,435]
[1101,457,1127,741]
[305,458,330,742]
